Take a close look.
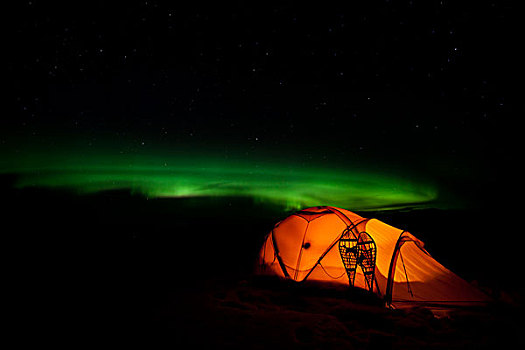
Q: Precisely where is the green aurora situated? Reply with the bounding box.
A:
[0,147,451,211]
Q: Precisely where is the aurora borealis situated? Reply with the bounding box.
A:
[2,146,441,211]
[3,2,517,214]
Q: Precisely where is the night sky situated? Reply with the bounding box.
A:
[3,1,521,212]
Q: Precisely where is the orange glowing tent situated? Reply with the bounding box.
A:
[257,206,490,308]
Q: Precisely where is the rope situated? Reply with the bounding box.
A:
[281,261,315,273]
[399,250,414,297]
[319,262,346,280]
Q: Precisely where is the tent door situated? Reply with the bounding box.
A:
[338,232,377,292]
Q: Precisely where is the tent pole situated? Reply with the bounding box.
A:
[385,231,406,306]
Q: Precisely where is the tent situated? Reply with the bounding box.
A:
[257,206,490,308]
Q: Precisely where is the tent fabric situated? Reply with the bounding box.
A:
[257,206,490,308]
